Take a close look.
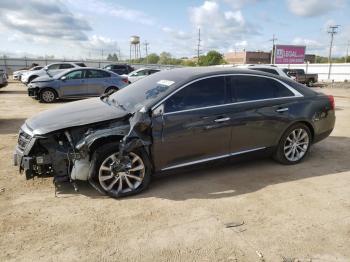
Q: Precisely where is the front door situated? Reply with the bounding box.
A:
[151,76,232,171]
[59,69,88,97]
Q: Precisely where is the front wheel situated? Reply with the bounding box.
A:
[40,89,57,103]
[274,124,311,165]
[92,143,151,198]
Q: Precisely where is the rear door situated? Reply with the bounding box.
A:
[59,69,88,97]
[152,76,232,171]
[226,75,301,153]
[85,69,111,96]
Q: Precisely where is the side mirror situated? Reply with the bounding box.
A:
[43,66,48,71]
[61,76,67,81]
[152,104,164,117]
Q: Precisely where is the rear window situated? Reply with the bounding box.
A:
[75,63,86,67]
[230,75,294,102]
[59,64,74,69]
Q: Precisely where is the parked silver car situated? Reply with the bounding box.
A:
[27,67,128,103]
[21,62,86,84]
[13,66,43,81]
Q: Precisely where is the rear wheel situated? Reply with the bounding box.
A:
[105,86,118,94]
[92,143,151,198]
[40,88,57,103]
[274,123,311,165]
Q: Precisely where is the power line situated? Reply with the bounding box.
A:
[269,34,277,64]
[327,25,340,79]
[197,28,202,65]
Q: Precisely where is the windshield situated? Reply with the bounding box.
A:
[108,71,180,112]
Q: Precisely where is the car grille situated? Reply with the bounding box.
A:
[18,129,32,151]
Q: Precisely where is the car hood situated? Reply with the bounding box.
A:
[26,98,130,135]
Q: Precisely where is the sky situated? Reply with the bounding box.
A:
[0,0,349,59]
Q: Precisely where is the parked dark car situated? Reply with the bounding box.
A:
[27,67,128,103]
[103,64,134,75]
[14,68,335,198]
[283,69,318,86]
[0,70,8,88]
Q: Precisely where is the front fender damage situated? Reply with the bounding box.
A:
[67,110,152,193]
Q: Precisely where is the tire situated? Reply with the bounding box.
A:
[307,80,314,87]
[28,75,38,83]
[273,123,312,165]
[40,88,57,103]
[91,143,151,198]
[105,86,118,94]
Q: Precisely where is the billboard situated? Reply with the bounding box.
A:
[274,45,306,64]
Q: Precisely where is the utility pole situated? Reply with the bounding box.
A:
[101,49,104,61]
[143,41,149,64]
[197,28,202,65]
[269,34,277,64]
[327,25,340,79]
[346,40,349,63]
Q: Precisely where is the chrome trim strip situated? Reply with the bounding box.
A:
[161,147,266,171]
[163,96,297,116]
[151,73,303,112]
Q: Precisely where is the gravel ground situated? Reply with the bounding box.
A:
[0,81,349,262]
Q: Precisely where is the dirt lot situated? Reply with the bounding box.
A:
[0,81,350,262]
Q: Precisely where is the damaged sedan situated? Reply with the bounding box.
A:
[14,67,335,198]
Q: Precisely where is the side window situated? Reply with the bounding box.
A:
[150,70,160,74]
[85,69,107,78]
[165,77,226,113]
[65,70,83,80]
[47,64,60,70]
[231,75,293,102]
[105,66,112,70]
[59,64,74,69]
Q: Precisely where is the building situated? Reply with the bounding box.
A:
[225,50,316,64]
[224,51,271,64]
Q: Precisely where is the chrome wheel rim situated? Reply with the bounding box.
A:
[98,152,145,194]
[284,128,309,162]
[42,91,55,102]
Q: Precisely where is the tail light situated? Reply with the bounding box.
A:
[122,78,128,84]
[328,95,335,110]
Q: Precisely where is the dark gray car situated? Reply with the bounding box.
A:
[14,67,335,198]
[27,67,128,103]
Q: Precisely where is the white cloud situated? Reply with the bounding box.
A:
[287,0,345,17]
[0,0,91,41]
[189,1,259,52]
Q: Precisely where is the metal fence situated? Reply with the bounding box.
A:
[1,56,350,81]
[0,56,179,74]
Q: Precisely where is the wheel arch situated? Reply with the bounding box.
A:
[39,87,59,98]
[278,120,315,145]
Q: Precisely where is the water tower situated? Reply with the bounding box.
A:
[130,36,141,61]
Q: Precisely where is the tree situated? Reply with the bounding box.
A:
[146,53,160,64]
[198,50,224,66]
[159,52,172,64]
[181,60,196,67]
[107,53,118,61]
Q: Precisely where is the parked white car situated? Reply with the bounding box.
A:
[237,65,291,78]
[124,68,161,83]
[21,62,86,84]
[13,66,43,81]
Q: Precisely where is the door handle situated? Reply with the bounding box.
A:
[276,107,289,113]
[214,117,231,123]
